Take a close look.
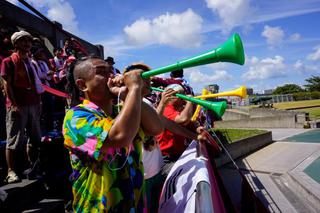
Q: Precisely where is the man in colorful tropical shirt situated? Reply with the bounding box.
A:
[63,57,163,212]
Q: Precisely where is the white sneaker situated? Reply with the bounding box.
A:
[6,170,20,184]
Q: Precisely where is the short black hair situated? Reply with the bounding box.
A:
[123,63,151,73]
[170,69,184,78]
[73,55,103,80]
[69,56,108,106]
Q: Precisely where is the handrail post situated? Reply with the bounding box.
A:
[195,142,215,213]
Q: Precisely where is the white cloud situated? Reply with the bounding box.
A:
[307,46,320,61]
[262,25,284,48]
[98,36,136,58]
[294,60,319,73]
[294,60,304,71]
[242,55,286,80]
[124,9,203,48]
[47,2,79,34]
[21,0,80,35]
[205,0,253,33]
[289,33,301,41]
[253,8,320,25]
[203,4,320,34]
[188,69,233,83]
[124,19,154,45]
[205,63,228,70]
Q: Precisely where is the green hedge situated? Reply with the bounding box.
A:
[210,128,268,144]
[292,91,320,101]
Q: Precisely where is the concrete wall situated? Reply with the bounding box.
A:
[222,110,249,121]
[221,107,308,128]
[215,115,304,128]
[215,131,273,167]
[224,108,303,120]
[0,1,103,58]
[249,108,288,117]
[249,108,298,118]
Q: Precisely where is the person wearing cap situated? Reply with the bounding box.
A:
[155,83,196,176]
[1,30,43,183]
[105,56,121,75]
[170,69,194,95]
[151,69,194,95]
[33,48,53,86]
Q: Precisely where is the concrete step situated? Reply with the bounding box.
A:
[219,166,301,213]
[0,179,46,212]
[271,174,318,213]
[0,133,73,212]
[0,174,73,212]
[286,150,320,212]
[22,199,65,213]
[219,160,320,212]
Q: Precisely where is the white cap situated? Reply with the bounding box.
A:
[11,30,33,45]
[166,84,184,92]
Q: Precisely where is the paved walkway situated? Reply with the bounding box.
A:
[219,128,320,212]
[263,128,311,141]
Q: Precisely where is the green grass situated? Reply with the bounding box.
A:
[273,99,320,109]
[296,107,320,119]
[211,128,268,143]
[271,100,320,120]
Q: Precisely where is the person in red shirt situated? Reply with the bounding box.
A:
[156,84,195,176]
[1,31,43,183]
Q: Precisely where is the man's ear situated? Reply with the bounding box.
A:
[76,79,88,92]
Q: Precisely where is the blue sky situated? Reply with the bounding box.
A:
[8,0,320,94]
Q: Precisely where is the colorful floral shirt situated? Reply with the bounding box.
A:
[63,100,145,212]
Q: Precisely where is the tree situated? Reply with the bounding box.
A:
[304,75,320,92]
[273,84,304,95]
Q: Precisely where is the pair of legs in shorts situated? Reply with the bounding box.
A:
[5,104,41,183]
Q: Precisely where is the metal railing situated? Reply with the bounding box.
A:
[195,142,217,213]
[196,181,214,213]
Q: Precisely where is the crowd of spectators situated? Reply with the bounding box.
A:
[0,27,216,212]
[0,28,93,182]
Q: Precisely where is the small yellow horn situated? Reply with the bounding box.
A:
[191,88,209,121]
[195,86,247,99]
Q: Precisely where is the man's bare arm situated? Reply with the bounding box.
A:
[141,101,164,136]
[160,115,197,140]
[174,101,194,125]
